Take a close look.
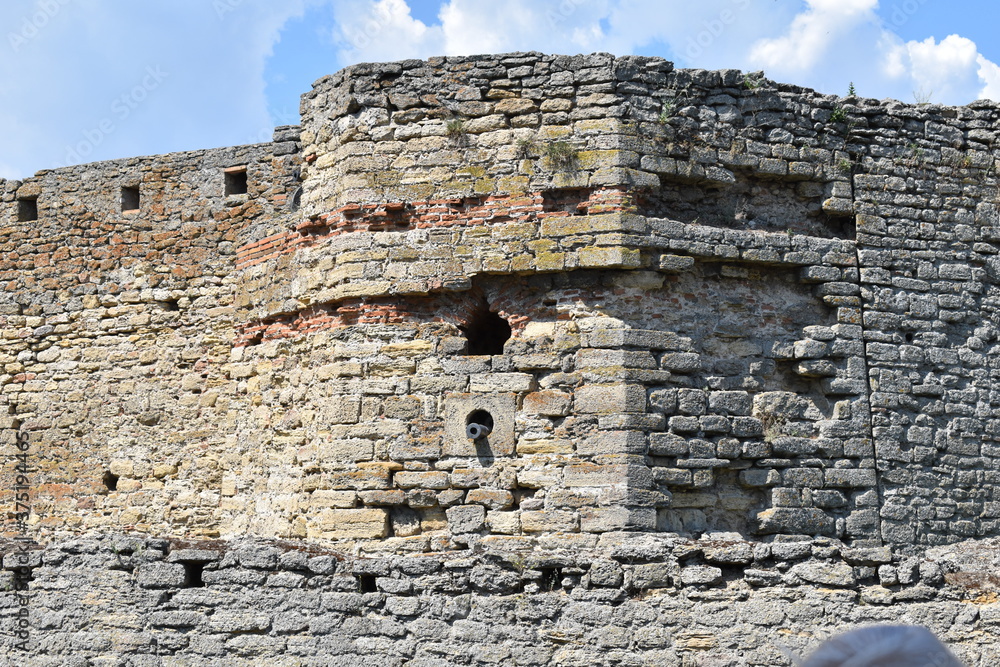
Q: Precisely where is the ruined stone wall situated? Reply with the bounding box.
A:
[2,51,1000,663]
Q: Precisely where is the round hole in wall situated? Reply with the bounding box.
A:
[466,409,494,440]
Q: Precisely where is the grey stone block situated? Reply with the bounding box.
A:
[135,562,186,589]
[446,505,487,534]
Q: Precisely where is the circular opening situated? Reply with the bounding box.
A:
[465,410,495,440]
[466,410,494,431]
[904,333,914,343]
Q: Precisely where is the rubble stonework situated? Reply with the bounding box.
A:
[2,51,1000,662]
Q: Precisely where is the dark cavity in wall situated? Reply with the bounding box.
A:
[356,574,378,593]
[121,185,140,212]
[102,471,119,492]
[460,300,511,355]
[225,167,248,196]
[183,561,208,587]
[538,567,563,591]
[17,197,38,222]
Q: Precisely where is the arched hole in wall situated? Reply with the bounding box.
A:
[17,197,37,222]
[103,471,119,492]
[224,167,248,196]
[183,561,208,588]
[459,302,511,355]
[121,185,140,212]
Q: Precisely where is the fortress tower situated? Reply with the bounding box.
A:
[3,53,1000,663]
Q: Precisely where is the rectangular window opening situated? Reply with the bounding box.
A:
[356,574,378,593]
[121,186,140,212]
[225,167,248,196]
[17,197,38,222]
[182,561,208,588]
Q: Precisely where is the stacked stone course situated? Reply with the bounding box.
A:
[2,51,1000,663]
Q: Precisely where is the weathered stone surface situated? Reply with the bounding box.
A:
[2,50,1000,663]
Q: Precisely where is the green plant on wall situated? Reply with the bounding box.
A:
[830,106,848,123]
[543,141,578,171]
[515,137,537,158]
[446,118,467,144]
[658,98,677,125]
[743,72,765,90]
[758,411,787,444]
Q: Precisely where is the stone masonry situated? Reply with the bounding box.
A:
[2,52,1000,663]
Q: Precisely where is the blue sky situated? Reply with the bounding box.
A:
[2,0,999,179]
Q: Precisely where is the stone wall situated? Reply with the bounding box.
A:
[3,51,1000,662]
[2,534,999,665]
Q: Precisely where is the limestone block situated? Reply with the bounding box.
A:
[446,504,486,534]
[465,489,514,509]
[442,392,516,457]
[135,562,187,589]
[574,384,646,414]
[581,507,656,532]
[311,508,389,539]
[755,508,835,536]
[789,562,856,587]
[486,510,521,535]
[578,431,646,456]
[520,510,579,533]
[469,373,535,393]
[679,565,723,586]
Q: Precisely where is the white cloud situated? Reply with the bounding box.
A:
[5,0,1000,181]
[333,0,441,63]
[978,54,1000,101]
[901,35,981,104]
[0,0,314,179]
[745,1,1000,105]
[332,0,612,65]
[325,0,1000,107]
[750,0,878,72]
